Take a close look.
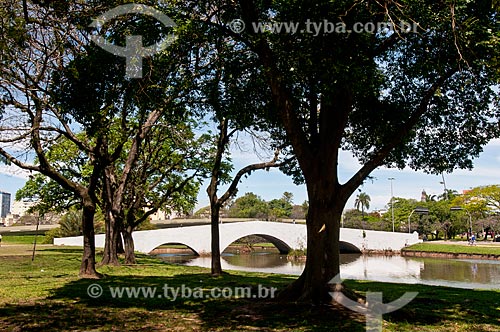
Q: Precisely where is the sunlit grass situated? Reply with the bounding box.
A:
[2,234,38,244]
[404,242,500,256]
[0,245,498,331]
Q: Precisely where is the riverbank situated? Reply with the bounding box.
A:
[402,241,500,260]
[0,243,499,331]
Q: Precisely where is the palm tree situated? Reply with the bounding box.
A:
[355,192,371,221]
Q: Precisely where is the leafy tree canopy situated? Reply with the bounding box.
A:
[228,192,269,218]
[453,185,500,216]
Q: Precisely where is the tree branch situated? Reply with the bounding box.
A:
[343,69,457,197]
[218,149,286,205]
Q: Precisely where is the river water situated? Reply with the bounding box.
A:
[157,248,500,290]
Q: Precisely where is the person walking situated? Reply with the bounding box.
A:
[469,233,476,245]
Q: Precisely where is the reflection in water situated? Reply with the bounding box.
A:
[156,250,500,290]
[418,258,500,289]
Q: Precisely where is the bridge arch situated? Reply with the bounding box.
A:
[222,234,293,254]
[150,242,199,256]
[339,241,362,254]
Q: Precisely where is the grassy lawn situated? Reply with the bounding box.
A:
[403,242,500,256]
[0,245,498,331]
[1,234,39,245]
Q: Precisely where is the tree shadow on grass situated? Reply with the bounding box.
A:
[4,254,496,332]
[344,281,500,330]
[0,273,366,332]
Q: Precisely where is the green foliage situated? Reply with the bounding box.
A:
[281,192,294,205]
[267,192,294,220]
[59,210,84,237]
[51,26,212,234]
[169,1,500,298]
[383,196,468,238]
[185,0,500,174]
[176,0,500,211]
[345,187,500,238]
[453,185,500,215]
[288,248,307,257]
[301,200,309,219]
[354,192,371,221]
[15,28,212,235]
[0,1,27,72]
[343,209,386,230]
[43,209,105,244]
[227,192,297,219]
[228,192,269,219]
[194,206,211,217]
[14,133,93,215]
[355,193,370,209]
[16,174,80,214]
[120,121,209,230]
[42,227,62,244]
[4,1,499,292]
[451,185,500,234]
[135,219,156,231]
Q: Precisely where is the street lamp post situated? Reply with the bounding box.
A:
[388,177,395,232]
[450,206,472,240]
[440,173,448,201]
[408,207,429,234]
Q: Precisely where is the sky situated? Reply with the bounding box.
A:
[200,138,500,213]
[2,138,500,213]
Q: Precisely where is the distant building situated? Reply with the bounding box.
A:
[374,209,388,216]
[420,189,427,202]
[150,209,181,221]
[0,192,11,219]
[11,200,37,217]
[3,213,15,227]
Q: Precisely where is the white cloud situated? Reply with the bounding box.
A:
[486,138,500,147]
[0,164,33,180]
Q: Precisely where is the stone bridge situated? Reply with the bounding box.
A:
[54,221,421,254]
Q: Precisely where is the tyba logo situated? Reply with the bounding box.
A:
[89,4,176,78]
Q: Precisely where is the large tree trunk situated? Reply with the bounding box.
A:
[280,179,344,304]
[207,117,226,277]
[101,211,121,266]
[79,199,102,279]
[123,226,136,265]
[210,203,223,276]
